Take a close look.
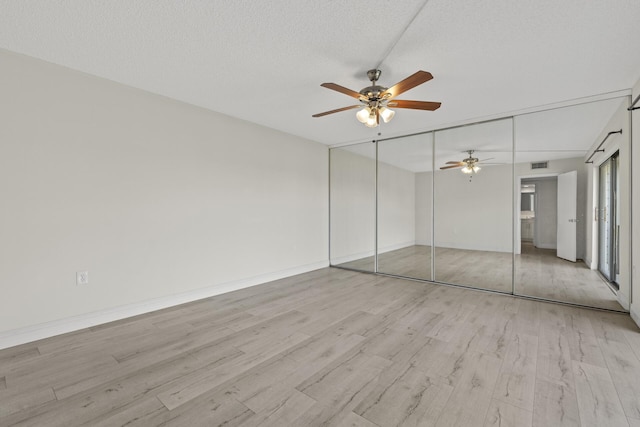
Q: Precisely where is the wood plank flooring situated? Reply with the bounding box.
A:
[1,267,639,426]
[337,244,622,310]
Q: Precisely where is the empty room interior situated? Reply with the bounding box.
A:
[2,2,640,426]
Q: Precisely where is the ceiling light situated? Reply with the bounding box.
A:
[356,107,370,123]
[379,106,395,123]
[364,110,378,128]
[461,164,480,174]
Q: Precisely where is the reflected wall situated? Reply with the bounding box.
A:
[329,142,375,272]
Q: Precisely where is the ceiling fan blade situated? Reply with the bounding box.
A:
[478,158,495,162]
[387,100,441,111]
[446,161,465,165]
[381,71,434,99]
[320,83,364,100]
[312,105,361,117]
[440,164,463,170]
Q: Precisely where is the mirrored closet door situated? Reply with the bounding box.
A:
[433,118,514,293]
[329,142,376,272]
[513,97,630,310]
[377,133,433,281]
[329,96,630,312]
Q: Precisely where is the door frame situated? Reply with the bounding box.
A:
[515,173,559,255]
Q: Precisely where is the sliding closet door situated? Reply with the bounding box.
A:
[513,97,628,311]
[377,133,433,281]
[433,119,513,292]
[329,142,376,272]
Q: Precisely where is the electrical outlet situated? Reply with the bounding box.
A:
[76,271,89,285]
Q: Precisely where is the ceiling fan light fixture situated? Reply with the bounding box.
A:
[313,69,440,126]
[356,107,371,123]
[379,106,395,123]
[364,111,378,128]
[461,164,480,174]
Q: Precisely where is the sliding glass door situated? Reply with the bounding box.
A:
[598,152,619,283]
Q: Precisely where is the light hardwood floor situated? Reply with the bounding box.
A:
[1,267,639,426]
[516,242,621,310]
[337,244,622,311]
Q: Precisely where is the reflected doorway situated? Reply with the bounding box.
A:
[519,176,558,256]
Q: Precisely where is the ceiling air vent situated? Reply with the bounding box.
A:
[531,161,548,170]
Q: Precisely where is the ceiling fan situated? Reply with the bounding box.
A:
[312,69,441,127]
[440,150,494,174]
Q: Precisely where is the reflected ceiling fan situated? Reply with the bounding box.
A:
[440,150,495,174]
[312,69,441,127]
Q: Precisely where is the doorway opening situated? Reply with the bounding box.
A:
[519,176,559,255]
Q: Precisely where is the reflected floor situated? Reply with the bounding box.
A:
[334,244,623,311]
[516,242,622,310]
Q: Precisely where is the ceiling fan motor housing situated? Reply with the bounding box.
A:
[359,85,387,101]
[360,70,390,108]
[366,69,382,83]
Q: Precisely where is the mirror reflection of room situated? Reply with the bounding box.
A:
[514,97,629,311]
[433,118,513,293]
[377,133,433,281]
[329,96,630,312]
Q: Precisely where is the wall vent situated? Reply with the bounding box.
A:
[531,161,548,169]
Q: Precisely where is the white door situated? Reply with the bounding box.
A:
[557,171,577,262]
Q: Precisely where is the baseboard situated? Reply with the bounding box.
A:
[631,304,640,329]
[617,290,630,311]
[330,241,415,265]
[330,250,374,266]
[583,257,596,270]
[0,260,329,350]
[534,243,556,250]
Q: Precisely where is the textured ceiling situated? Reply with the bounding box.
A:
[1,0,639,146]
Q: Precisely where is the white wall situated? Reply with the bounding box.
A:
[434,165,512,253]
[631,79,640,326]
[584,101,631,310]
[415,172,432,246]
[0,50,329,346]
[378,160,416,251]
[329,147,416,264]
[329,148,375,264]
